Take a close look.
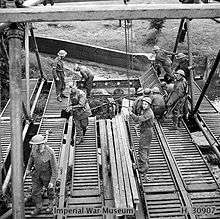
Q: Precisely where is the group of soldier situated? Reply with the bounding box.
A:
[26,47,189,215]
[129,47,189,177]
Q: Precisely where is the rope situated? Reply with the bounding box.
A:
[124,19,133,108]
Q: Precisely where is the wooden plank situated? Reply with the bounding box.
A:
[57,116,72,219]
[106,120,120,208]
[119,116,140,204]
[0,4,220,23]
[99,120,114,214]
[115,116,134,209]
[68,197,101,204]
[112,118,127,208]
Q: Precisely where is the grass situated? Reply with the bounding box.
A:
[32,0,220,59]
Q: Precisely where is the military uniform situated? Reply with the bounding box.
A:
[155,50,173,82]
[79,66,94,97]
[151,93,166,119]
[132,89,152,116]
[52,56,66,99]
[166,77,188,128]
[130,107,154,173]
[26,145,58,209]
[70,88,92,143]
[175,58,190,80]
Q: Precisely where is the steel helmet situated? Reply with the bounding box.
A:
[30,134,46,145]
[143,88,152,96]
[142,97,152,105]
[74,63,81,71]
[152,45,160,51]
[71,87,78,95]
[176,53,187,60]
[152,87,160,93]
[57,50,67,57]
[176,69,185,77]
[161,81,167,87]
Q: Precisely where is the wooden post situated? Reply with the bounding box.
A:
[6,22,25,219]
[25,22,30,116]
[186,19,194,112]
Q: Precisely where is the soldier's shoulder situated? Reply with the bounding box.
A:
[45,145,55,154]
[78,89,86,96]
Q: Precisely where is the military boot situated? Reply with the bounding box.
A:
[46,200,53,213]
[76,136,84,145]
[170,116,178,130]
[31,203,42,216]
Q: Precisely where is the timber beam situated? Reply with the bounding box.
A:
[0,3,219,23]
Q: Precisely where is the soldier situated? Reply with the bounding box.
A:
[129,97,154,174]
[166,69,188,129]
[161,81,174,101]
[69,87,92,144]
[152,45,176,83]
[151,86,166,120]
[52,50,68,102]
[74,64,94,97]
[132,88,152,116]
[26,133,58,216]
[175,53,190,80]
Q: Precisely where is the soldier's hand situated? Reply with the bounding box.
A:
[48,183,53,188]
[26,170,31,176]
[46,129,52,135]
[66,106,71,112]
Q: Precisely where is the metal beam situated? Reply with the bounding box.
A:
[0,4,219,23]
[30,26,45,79]
[193,49,220,114]
[171,18,185,62]
[25,23,31,116]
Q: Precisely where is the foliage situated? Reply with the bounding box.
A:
[148,18,166,32]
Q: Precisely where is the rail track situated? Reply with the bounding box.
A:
[0,79,39,119]
[65,117,103,219]
[128,116,220,219]
[24,80,68,218]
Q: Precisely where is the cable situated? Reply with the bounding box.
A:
[124,20,133,108]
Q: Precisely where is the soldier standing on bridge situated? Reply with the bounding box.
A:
[52,50,68,102]
[26,133,58,216]
[153,45,177,83]
[69,87,92,144]
[129,97,154,174]
[151,86,166,120]
[166,69,188,129]
[74,64,94,97]
[132,88,152,116]
[175,53,191,81]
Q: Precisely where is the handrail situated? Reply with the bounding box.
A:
[57,116,72,219]
[2,79,45,194]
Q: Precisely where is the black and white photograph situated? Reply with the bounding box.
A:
[0,0,220,218]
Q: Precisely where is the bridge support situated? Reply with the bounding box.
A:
[30,25,45,80]
[193,49,220,115]
[6,23,25,219]
[171,18,185,62]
